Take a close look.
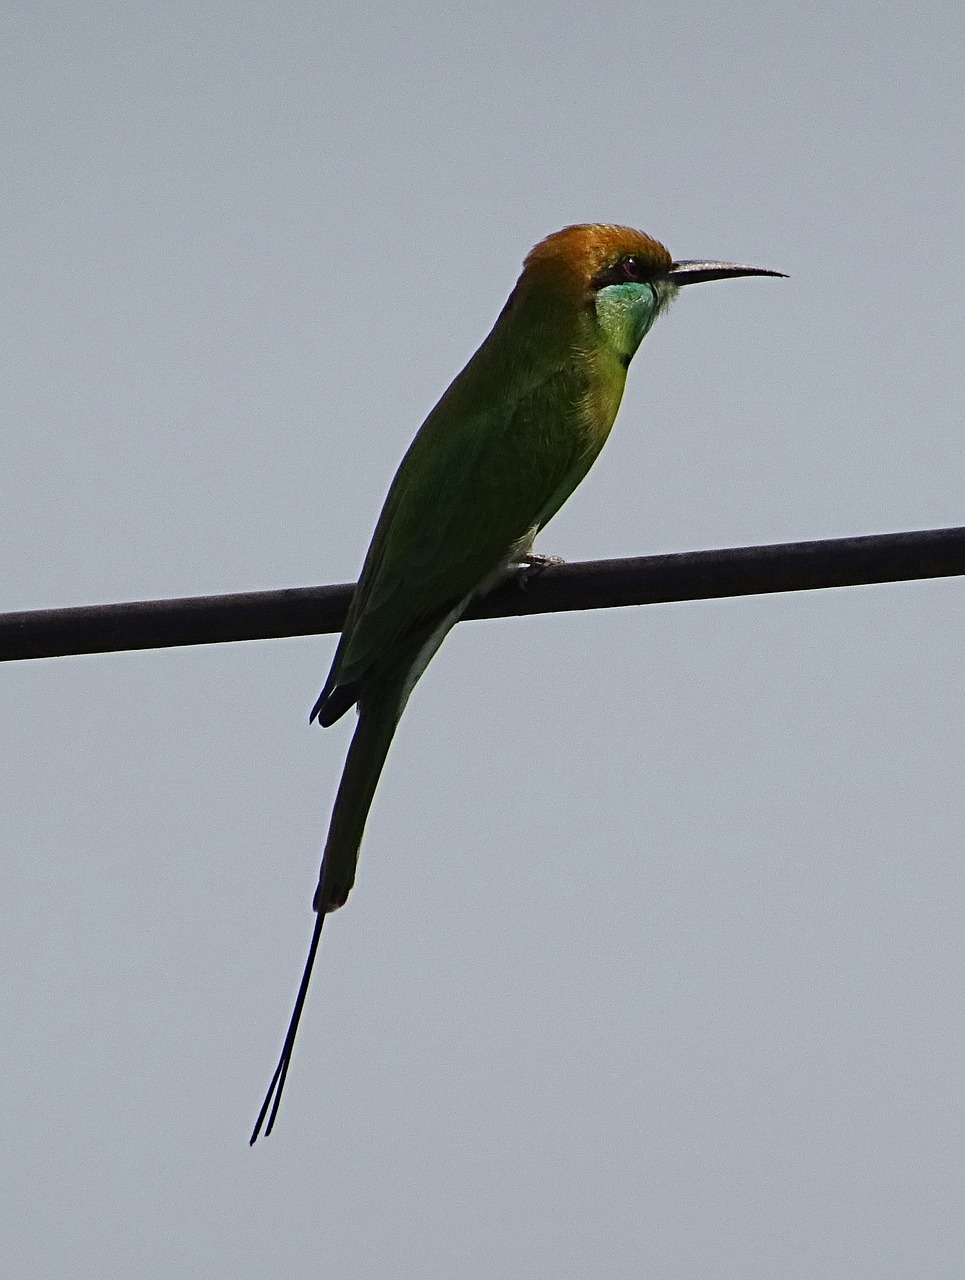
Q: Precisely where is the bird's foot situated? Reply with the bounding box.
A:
[515,552,565,588]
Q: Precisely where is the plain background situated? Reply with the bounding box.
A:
[3,2,965,1276]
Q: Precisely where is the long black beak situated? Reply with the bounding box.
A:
[668,260,788,286]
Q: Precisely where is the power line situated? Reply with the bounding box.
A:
[2,524,964,664]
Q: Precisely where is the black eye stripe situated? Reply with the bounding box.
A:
[591,255,655,290]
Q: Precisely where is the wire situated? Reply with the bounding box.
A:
[3,525,965,663]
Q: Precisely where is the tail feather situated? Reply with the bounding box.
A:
[314,696,403,911]
[250,691,403,1143]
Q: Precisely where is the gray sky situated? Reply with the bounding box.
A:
[4,1,965,1276]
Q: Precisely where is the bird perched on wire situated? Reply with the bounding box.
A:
[251,223,785,1141]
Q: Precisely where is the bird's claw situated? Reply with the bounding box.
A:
[515,553,565,589]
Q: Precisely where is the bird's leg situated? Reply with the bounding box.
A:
[519,552,565,569]
[514,552,566,588]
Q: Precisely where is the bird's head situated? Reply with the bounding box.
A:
[520,224,785,368]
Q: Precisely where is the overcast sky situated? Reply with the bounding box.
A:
[4,2,965,1276]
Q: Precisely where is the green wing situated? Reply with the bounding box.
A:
[313,359,599,723]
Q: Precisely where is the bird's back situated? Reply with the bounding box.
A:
[313,267,627,722]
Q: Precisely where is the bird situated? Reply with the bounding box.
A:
[250,223,785,1142]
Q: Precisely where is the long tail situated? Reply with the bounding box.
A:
[250,692,403,1144]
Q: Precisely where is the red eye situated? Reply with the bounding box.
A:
[622,256,642,281]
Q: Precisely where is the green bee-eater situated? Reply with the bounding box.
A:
[251,223,784,1141]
